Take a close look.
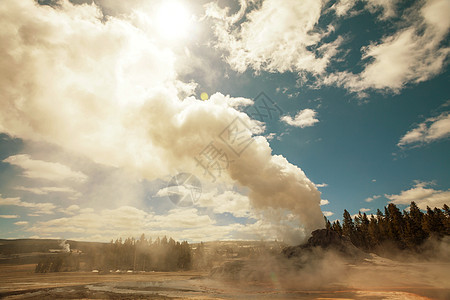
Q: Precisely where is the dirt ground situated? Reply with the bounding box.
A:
[0,260,449,300]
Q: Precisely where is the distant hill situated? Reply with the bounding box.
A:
[0,239,107,265]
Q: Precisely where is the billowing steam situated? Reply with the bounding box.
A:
[0,0,324,242]
[59,240,70,253]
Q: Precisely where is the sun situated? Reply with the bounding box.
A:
[155,1,192,40]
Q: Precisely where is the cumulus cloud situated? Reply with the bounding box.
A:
[0,0,325,242]
[385,181,450,210]
[3,155,87,182]
[60,204,80,215]
[28,206,149,235]
[331,0,399,19]
[0,215,19,219]
[0,194,56,215]
[360,208,371,212]
[14,221,29,226]
[324,0,449,94]
[150,208,215,229]
[27,205,241,242]
[330,0,356,17]
[196,189,254,218]
[320,199,330,206]
[156,185,197,206]
[398,112,450,147]
[265,133,276,141]
[0,0,324,243]
[365,195,381,202]
[14,185,78,195]
[205,0,342,75]
[281,109,319,128]
[323,211,334,217]
[316,183,328,188]
[365,0,400,19]
[206,0,448,95]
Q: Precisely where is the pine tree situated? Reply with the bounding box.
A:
[325,216,331,230]
[422,206,435,234]
[386,203,405,248]
[342,210,356,244]
[408,202,427,245]
[368,215,380,248]
[443,204,450,235]
[331,220,343,236]
[433,208,445,236]
[360,213,370,249]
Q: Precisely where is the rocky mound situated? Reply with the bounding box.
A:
[283,229,366,259]
[210,229,367,281]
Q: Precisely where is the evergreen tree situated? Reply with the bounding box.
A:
[368,215,380,248]
[325,216,331,230]
[422,206,435,234]
[331,220,343,236]
[408,202,427,246]
[443,204,450,235]
[342,210,356,244]
[359,213,370,249]
[386,203,405,248]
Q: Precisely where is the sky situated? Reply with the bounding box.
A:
[0,0,449,244]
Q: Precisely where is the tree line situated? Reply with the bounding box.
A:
[36,235,192,273]
[100,234,192,272]
[35,253,80,273]
[326,202,449,251]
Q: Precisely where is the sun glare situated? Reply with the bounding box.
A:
[155,1,192,40]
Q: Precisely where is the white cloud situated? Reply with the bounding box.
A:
[80,208,95,214]
[14,185,78,195]
[205,0,342,75]
[265,133,276,141]
[14,221,28,226]
[156,186,254,219]
[385,181,450,210]
[365,0,400,19]
[398,112,450,147]
[150,208,215,229]
[156,185,195,206]
[3,155,87,182]
[320,199,330,206]
[60,204,80,215]
[323,211,334,217]
[360,208,371,213]
[281,109,319,128]
[324,0,450,94]
[28,206,150,235]
[197,189,254,218]
[25,203,315,243]
[330,0,400,19]
[0,215,19,219]
[330,0,356,17]
[316,183,328,188]
[205,0,448,95]
[0,0,324,242]
[26,205,237,242]
[0,194,56,215]
[365,195,381,202]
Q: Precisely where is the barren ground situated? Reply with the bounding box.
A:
[0,258,449,300]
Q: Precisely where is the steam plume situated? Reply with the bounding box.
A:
[0,0,324,242]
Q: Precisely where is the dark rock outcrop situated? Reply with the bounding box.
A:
[283,229,366,259]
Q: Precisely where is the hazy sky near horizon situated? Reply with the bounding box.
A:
[0,0,449,243]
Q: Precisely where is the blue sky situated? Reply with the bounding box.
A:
[0,0,449,244]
